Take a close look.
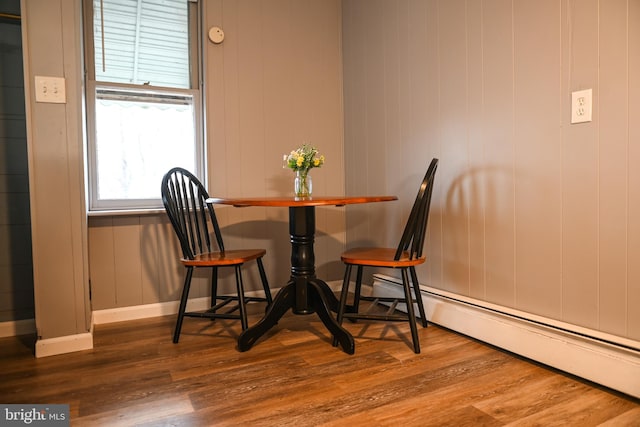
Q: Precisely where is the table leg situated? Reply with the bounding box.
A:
[237,280,295,352]
[308,279,355,354]
[237,205,355,354]
[237,278,354,354]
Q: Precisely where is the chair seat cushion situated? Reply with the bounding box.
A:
[182,249,266,267]
[341,247,426,267]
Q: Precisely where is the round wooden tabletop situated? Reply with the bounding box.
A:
[206,195,397,207]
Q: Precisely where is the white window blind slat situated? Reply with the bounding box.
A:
[93,0,189,88]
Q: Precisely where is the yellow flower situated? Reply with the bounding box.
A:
[283,144,325,171]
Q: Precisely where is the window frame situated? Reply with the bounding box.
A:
[83,0,205,213]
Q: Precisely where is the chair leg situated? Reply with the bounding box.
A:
[174,267,194,343]
[234,265,248,331]
[410,266,428,327]
[401,268,420,354]
[210,267,218,310]
[257,257,272,305]
[333,264,353,347]
[353,266,364,313]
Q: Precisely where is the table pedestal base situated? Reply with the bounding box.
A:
[237,278,355,354]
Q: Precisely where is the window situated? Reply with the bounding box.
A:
[84,0,203,211]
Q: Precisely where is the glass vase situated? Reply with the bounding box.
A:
[294,169,312,197]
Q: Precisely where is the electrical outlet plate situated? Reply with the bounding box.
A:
[571,89,592,124]
[35,76,66,104]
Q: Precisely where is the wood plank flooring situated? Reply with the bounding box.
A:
[1,304,638,426]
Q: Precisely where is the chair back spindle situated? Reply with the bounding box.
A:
[394,158,438,261]
[161,167,225,260]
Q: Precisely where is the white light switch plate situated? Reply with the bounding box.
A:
[571,89,592,124]
[35,76,66,104]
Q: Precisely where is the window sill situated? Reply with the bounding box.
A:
[87,208,166,217]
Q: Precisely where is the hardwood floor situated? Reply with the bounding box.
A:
[1,304,638,426]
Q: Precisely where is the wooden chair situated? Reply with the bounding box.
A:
[335,158,438,353]
[161,167,272,343]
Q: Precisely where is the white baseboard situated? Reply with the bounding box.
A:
[35,332,94,358]
[1,319,93,358]
[91,288,272,325]
[372,274,640,399]
[0,318,36,338]
[92,297,211,325]
[11,290,272,357]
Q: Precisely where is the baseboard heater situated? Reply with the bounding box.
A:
[371,273,640,399]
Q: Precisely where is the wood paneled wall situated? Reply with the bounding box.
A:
[343,0,640,341]
[88,0,347,309]
[22,0,90,340]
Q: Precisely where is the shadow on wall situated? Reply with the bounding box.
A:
[138,209,348,306]
[139,217,184,302]
[215,218,346,288]
[442,164,515,294]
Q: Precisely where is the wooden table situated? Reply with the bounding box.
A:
[206,196,397,354]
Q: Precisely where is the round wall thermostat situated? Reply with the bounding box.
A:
[208,27,225,44]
